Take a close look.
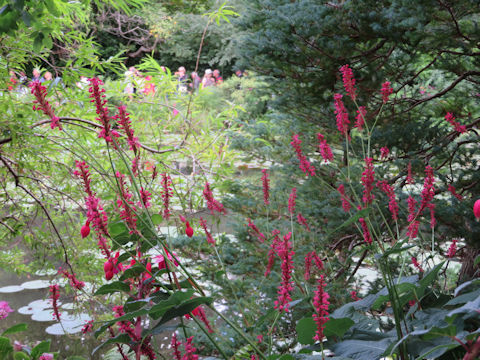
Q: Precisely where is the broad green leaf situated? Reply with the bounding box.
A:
[119,265,146,281]
[2,323,27,335]
[151,214,162,225]
[155,296,213,326]
[0,337,13,360]
[296,317,316,345]
[94,281,131,296]
[332,338,393,360]
[13,352,30,360]
[324,317,355,338]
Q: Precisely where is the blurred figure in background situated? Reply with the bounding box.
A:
[190,72,201,92]
[202,69,215,88]
[213,69,223,85]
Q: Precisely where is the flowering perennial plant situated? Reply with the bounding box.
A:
[30,81,62,130]
[274,232,294,312]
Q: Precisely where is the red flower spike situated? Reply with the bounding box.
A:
[88,78,120,143]
[447,239,458,258]
[448,185,463,201]
[247,218,266,242]
[355,106,366,131]
[339,64,357,101]
[317,133,334,163]
[312,275,330,342]
[411,257,424,272]
[381,81,393,103]
[261,169,270,205]
[30,81,62,130]
[290,134,316,176]
[338,184,351,212]
[49,284,61,321]
[445,112,467,134]
[80,221,90,238]
[203,182,226,215]
[361,157,375,206]
[274,232,295,312]
[288,187,297,215]
[334,94,350,139]
[185,221,194,238]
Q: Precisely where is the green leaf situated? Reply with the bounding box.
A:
[155,296,213,326]
[31,340,51,359]
[296,317,316,345]
[94,281,131,296]
[151,214,162,225]
[109,222,128,236]
[0,337,13,360]
[324,318,355,338]
[92,334,131,355]
[474,254,480,267]
[332,338,393,360]
[65,357,87,360]
[13,352,30,360]
[119,265,146,281]
[2,323,27,335]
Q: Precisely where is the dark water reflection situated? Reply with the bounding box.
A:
[0,269,100,359]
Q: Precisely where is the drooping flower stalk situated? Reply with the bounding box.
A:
[297,213,310,231]
[304,251,324,281]
[30,81,62,130]
[317,133,334,163]
[115,105,140,154]
[247,218,266,243]
[115,171,138,234]
[376,180,399,221]
[334,94,350,138]
[274,232,295,312]
[381,81,394,103]
[339,64,357,101]
[445,112,467,134]
[361,157,375,206]
[359,218,372,244]
[290,134,316,176]
[88,77,120,143]
[411,257,424,272]
[312,275,330,342]
[337,184,351,212]
[200,217,215,246]
[49,284,61,321]
[60,269,85,290]
[448,185,463,201]
[261,169,270,205]
[203,182,226,215]
[73,161,93,197]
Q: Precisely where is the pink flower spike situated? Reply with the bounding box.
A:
[338,184,351,212]
[339,64,357,101]
[115,171,138,234]
[297,213,310,231]
[171,333,182,360]
[265,229,281,277]
[161,173,173,220]
[30,81,62,130]
[448,185,463,201]
[317,133,334,163]
[381,81,393,103]
[290,134,316,176]
[203,182,226,215]
[261,169,270,205]
[139,187,152,208]
[88,77,120,143]
[376,180,398,221]
[411,257,424,272]
[380,146,390,160]
[247,218,266,243]
[0,301,13,319]
[333,94,350,139]
[359,218,372,244]
[355,106,366,131]
[288,187,297,215]
[274,232,295,312]
[447,239,458,258]
[312,275,330,342]
[115,105,140,153]
[200,217,215,246]
[445,112,467,134]
[304,251,324,280]
[361,157,375,206]
[49,284,61,321]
